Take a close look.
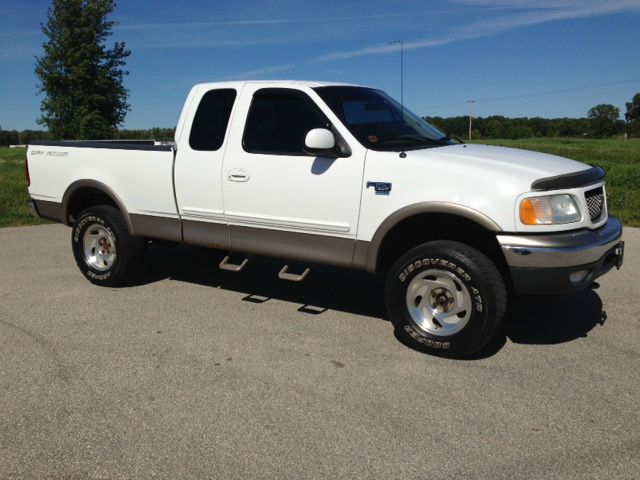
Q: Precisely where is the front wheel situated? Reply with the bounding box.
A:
[385,240,507,358]
[71,205,144,287]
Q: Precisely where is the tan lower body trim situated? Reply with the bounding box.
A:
[352,240,371,271]
[130,214,182,242]
[182,219,230,250]
[31,199,65,222]
[126,215,373,270]
[230,225,359,269]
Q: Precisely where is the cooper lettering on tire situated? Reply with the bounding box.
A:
[385,240,506,358]
[71,205,144,287]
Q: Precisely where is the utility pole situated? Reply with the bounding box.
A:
[467,100,475,141]
[388,40,404,123]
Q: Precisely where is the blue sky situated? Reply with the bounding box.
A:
[1,0,639,130]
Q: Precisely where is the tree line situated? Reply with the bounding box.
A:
[1,106,637,146]
[0,128,175,146]
[426,116,594,140]
[3,94,639,146]
[427,96,640,140]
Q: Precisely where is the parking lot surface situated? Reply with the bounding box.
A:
[1,224,639,479]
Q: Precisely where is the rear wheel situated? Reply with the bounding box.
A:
[71,205,144,286]
[385,240,507,358]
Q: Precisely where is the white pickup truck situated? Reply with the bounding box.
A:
[27,80,624,357]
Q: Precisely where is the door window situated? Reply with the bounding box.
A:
[242,89,329,155]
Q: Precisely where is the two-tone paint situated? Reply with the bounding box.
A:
[27,80,622,292]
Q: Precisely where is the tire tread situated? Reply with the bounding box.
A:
[72,205,144,287]
[385,240,507,358]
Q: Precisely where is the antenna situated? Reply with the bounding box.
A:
[388,40,404,126]
[466,100,475,141]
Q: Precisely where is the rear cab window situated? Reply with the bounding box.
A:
[189,89,237,151]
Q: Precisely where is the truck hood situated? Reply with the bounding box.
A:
[413,143,590,190]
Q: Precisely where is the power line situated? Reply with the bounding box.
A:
[419,78,640,111]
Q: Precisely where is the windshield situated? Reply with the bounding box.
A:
[314,86,458,151]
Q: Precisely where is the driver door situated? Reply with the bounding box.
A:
[221,86,365,267]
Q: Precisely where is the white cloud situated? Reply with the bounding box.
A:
[114,12,443,32]
[315,0,640,62]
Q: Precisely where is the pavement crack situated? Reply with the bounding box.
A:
[0,317,72,383]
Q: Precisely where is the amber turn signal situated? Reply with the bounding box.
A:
[519,198,538,225]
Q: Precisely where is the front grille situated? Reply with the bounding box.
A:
[585,187,605,222]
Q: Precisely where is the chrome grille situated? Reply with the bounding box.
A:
[585,187,605,222]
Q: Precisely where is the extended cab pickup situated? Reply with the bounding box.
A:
[27,81,624,357]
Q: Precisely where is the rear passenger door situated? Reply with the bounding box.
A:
[174,87,237,248]
[221,86,365,267]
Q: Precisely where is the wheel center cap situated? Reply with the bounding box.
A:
[100,238,111,254]
[430,288,454,313]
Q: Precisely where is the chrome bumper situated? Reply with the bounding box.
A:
[497,217,623,269]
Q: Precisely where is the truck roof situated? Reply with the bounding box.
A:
[190,80,363,90]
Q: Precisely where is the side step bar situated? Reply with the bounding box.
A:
[218,255,310,281]
[278,265,310,282]
[219,255,249,272]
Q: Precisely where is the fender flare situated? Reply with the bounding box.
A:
[359,202,503,272]
[61,179,135,235]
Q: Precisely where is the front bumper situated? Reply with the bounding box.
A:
[498,217,624,295]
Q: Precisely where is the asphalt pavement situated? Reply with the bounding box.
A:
[1,224,639,479]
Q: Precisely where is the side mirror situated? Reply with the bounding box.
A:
[304,128,337,157]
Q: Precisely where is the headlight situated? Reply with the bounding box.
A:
[520,194,581,225]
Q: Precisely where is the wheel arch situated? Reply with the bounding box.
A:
[361,202,508,278]
[62,180,135,235]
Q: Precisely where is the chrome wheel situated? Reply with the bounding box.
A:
[405,268,472,336]
[82,224,117,271]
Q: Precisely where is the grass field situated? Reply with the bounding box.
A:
[1,137,639,228]
[0,147,50,228]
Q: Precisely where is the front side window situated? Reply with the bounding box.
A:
[189,89,237,151]
[243,89,329,155]
[315,86,457,151]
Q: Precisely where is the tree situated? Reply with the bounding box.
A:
[625,93,640,135]
[587,104,621,137]
[35,0,130,139]
[505,125,534,140]
[483,117,507,138]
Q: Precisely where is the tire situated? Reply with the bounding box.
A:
[385,240,507,358]
[71,205,144,287]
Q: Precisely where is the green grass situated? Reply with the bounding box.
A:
[2,138,639,227]
[0,147,50,228]
[476,138,640,227]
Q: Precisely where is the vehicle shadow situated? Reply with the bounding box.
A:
[463,288,605,360]
[135,245,388,319]
[135,246,606,358]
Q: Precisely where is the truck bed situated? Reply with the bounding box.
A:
[27,140,180,241]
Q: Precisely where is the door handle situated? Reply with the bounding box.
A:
[228,169,250,182]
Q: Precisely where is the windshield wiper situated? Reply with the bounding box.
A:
[376,135,454,147]
[438,135,462,144]
[376,135,434,145]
